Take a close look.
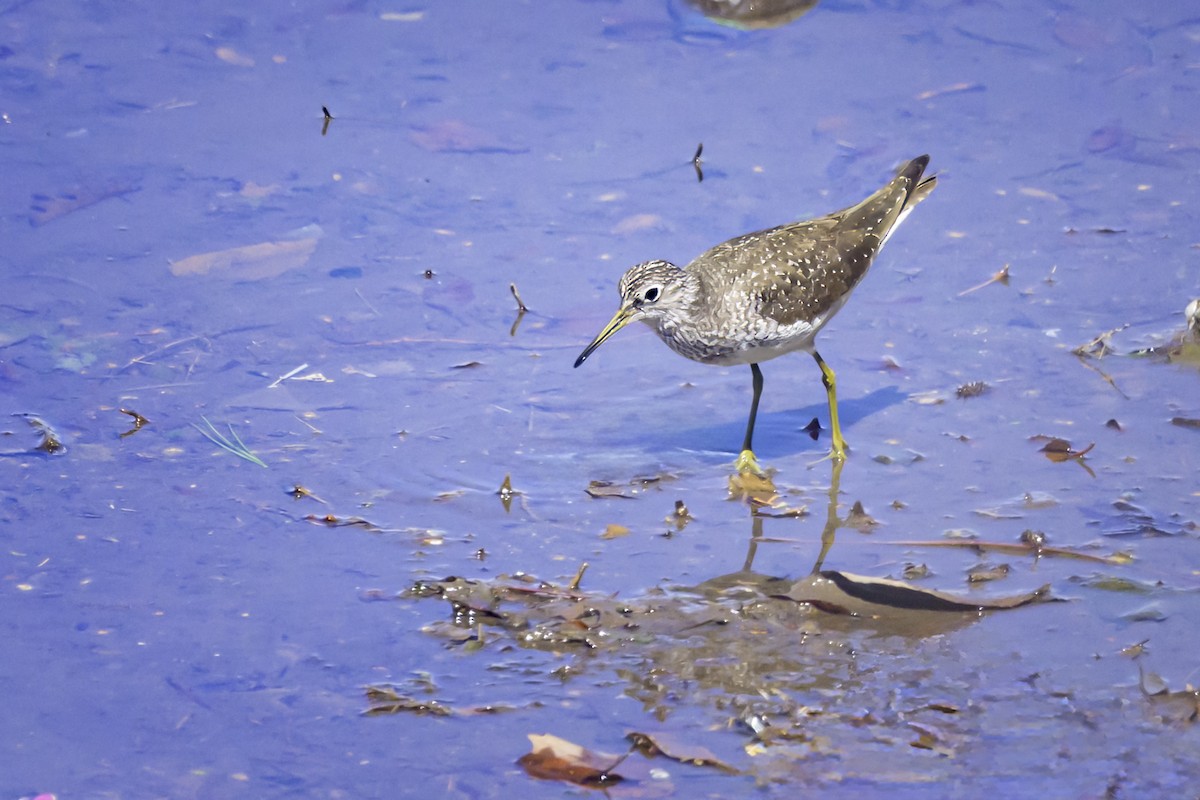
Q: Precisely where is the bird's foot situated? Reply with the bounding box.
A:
[735,449,766,477]
[807,443,848,468]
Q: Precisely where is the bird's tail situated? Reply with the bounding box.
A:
[891,155,936,232]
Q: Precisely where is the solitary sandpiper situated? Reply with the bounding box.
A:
[575,155,937,472]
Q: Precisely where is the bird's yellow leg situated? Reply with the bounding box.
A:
[813,351,847,461]
[735,448,764,476]
[736,364,767,475]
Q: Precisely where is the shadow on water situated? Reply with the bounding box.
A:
[661,385,907,461]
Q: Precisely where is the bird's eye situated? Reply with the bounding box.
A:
[643,287,661,303]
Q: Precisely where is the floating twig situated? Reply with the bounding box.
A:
[120,335,204,373]
[269,363,309,389]
[885,539,1129,565]
[321,105,334,136]
[509,283,528,336]
[509,283,528,313]
[289,484,328,504]
[1072,324,1128,359]
[567,561,589,593]
[692,142,704,183]
[958,264,1010,297]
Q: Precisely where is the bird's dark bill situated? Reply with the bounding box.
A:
[574,306,637,367]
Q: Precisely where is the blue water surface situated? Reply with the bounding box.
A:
[2,1,1198,797]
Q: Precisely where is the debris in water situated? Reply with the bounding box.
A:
[118,408,150,439]
[958,264,1010,297]
[666,499,693,532]
[627,730,739,775]
[517,733,627,788]
[955,381,989,399]
[192,416,267,468]
[966,562,1010,583]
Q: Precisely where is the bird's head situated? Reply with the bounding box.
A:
[574,260,691,367]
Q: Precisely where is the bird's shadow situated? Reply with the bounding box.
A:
[654,385,906,462]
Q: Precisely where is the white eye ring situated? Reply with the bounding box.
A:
[643,287,660,303]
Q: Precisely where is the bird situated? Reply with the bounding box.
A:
[574,155,937,473]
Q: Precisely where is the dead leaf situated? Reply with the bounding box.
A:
[1033,436,1095,462]
[601,524,630,540]
[908,722,955,756]
[2,413,66,456]
[788,570,1051,613]
[362,686,451,717]
[845,501,879,531]
[170,238,318,279]
[586,480,634,499]
[517,733,626,787]
[1137,665,1200,723]
[727,470,779,507]
[966,563,1010,583]
[626,731,740,775]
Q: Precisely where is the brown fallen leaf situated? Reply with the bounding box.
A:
[966,562,1010,583]
[788,570,1051,613]
[1137,665,1200,724]
[601,523,630,540]
[362,685,519,718]
[170,237,318,279]
[586,480,634,499]
[1036,436,1095,462]
[362,686,452,717]
[845,500,879,531]
[5,414,67,456]
[727,470,779,507]
[517,733,626,787]
[626,731,740,775]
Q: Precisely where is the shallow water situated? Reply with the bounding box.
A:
[2,1,1199,797]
